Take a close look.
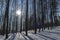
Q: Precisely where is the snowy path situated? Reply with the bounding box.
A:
[0,26,60,40]
[14,33,25,40]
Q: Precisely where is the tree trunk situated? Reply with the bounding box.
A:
[25,0,28,36]
[20,0,23,33]
[5,0,10,39]
[33,0,37,34]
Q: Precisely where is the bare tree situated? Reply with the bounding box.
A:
[40,0,45,31]
[33,0,37,34]
[4,0,10,39]
[49,0,57,29]
[20,0,23,33]
[25,0,28,36]
[16,16,18,33]
[0,0,4,35]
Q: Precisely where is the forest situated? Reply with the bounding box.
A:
[0,0,60,40]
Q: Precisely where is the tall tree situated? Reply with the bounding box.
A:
[49,0,57,29]
[25,0,28,36]
[43,0,48,30]
[33,0,37,34]
[0,0,4,35]
[40,0,45,31]
[37,0,41,32]
[15,0,17,33]
[20,0,23,33]
[16,16,18,33]
[5,0,10,39]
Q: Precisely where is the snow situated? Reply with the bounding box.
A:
[14,33,26,40]
[0,35,5,40]
[0,26,60,40]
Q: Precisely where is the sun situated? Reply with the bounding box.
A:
[16,10,21,16]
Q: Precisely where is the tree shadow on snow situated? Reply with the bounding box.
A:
[44,31,60,34]
[37,33,57,40]
[28,32,49,40]
[7,34,16,40]
[21,33,34,40]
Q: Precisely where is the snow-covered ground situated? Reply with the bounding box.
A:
[0,26,60,40]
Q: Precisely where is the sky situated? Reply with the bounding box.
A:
[57,0,60,16]
[0,0,60,16]
[0,0,60,18]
